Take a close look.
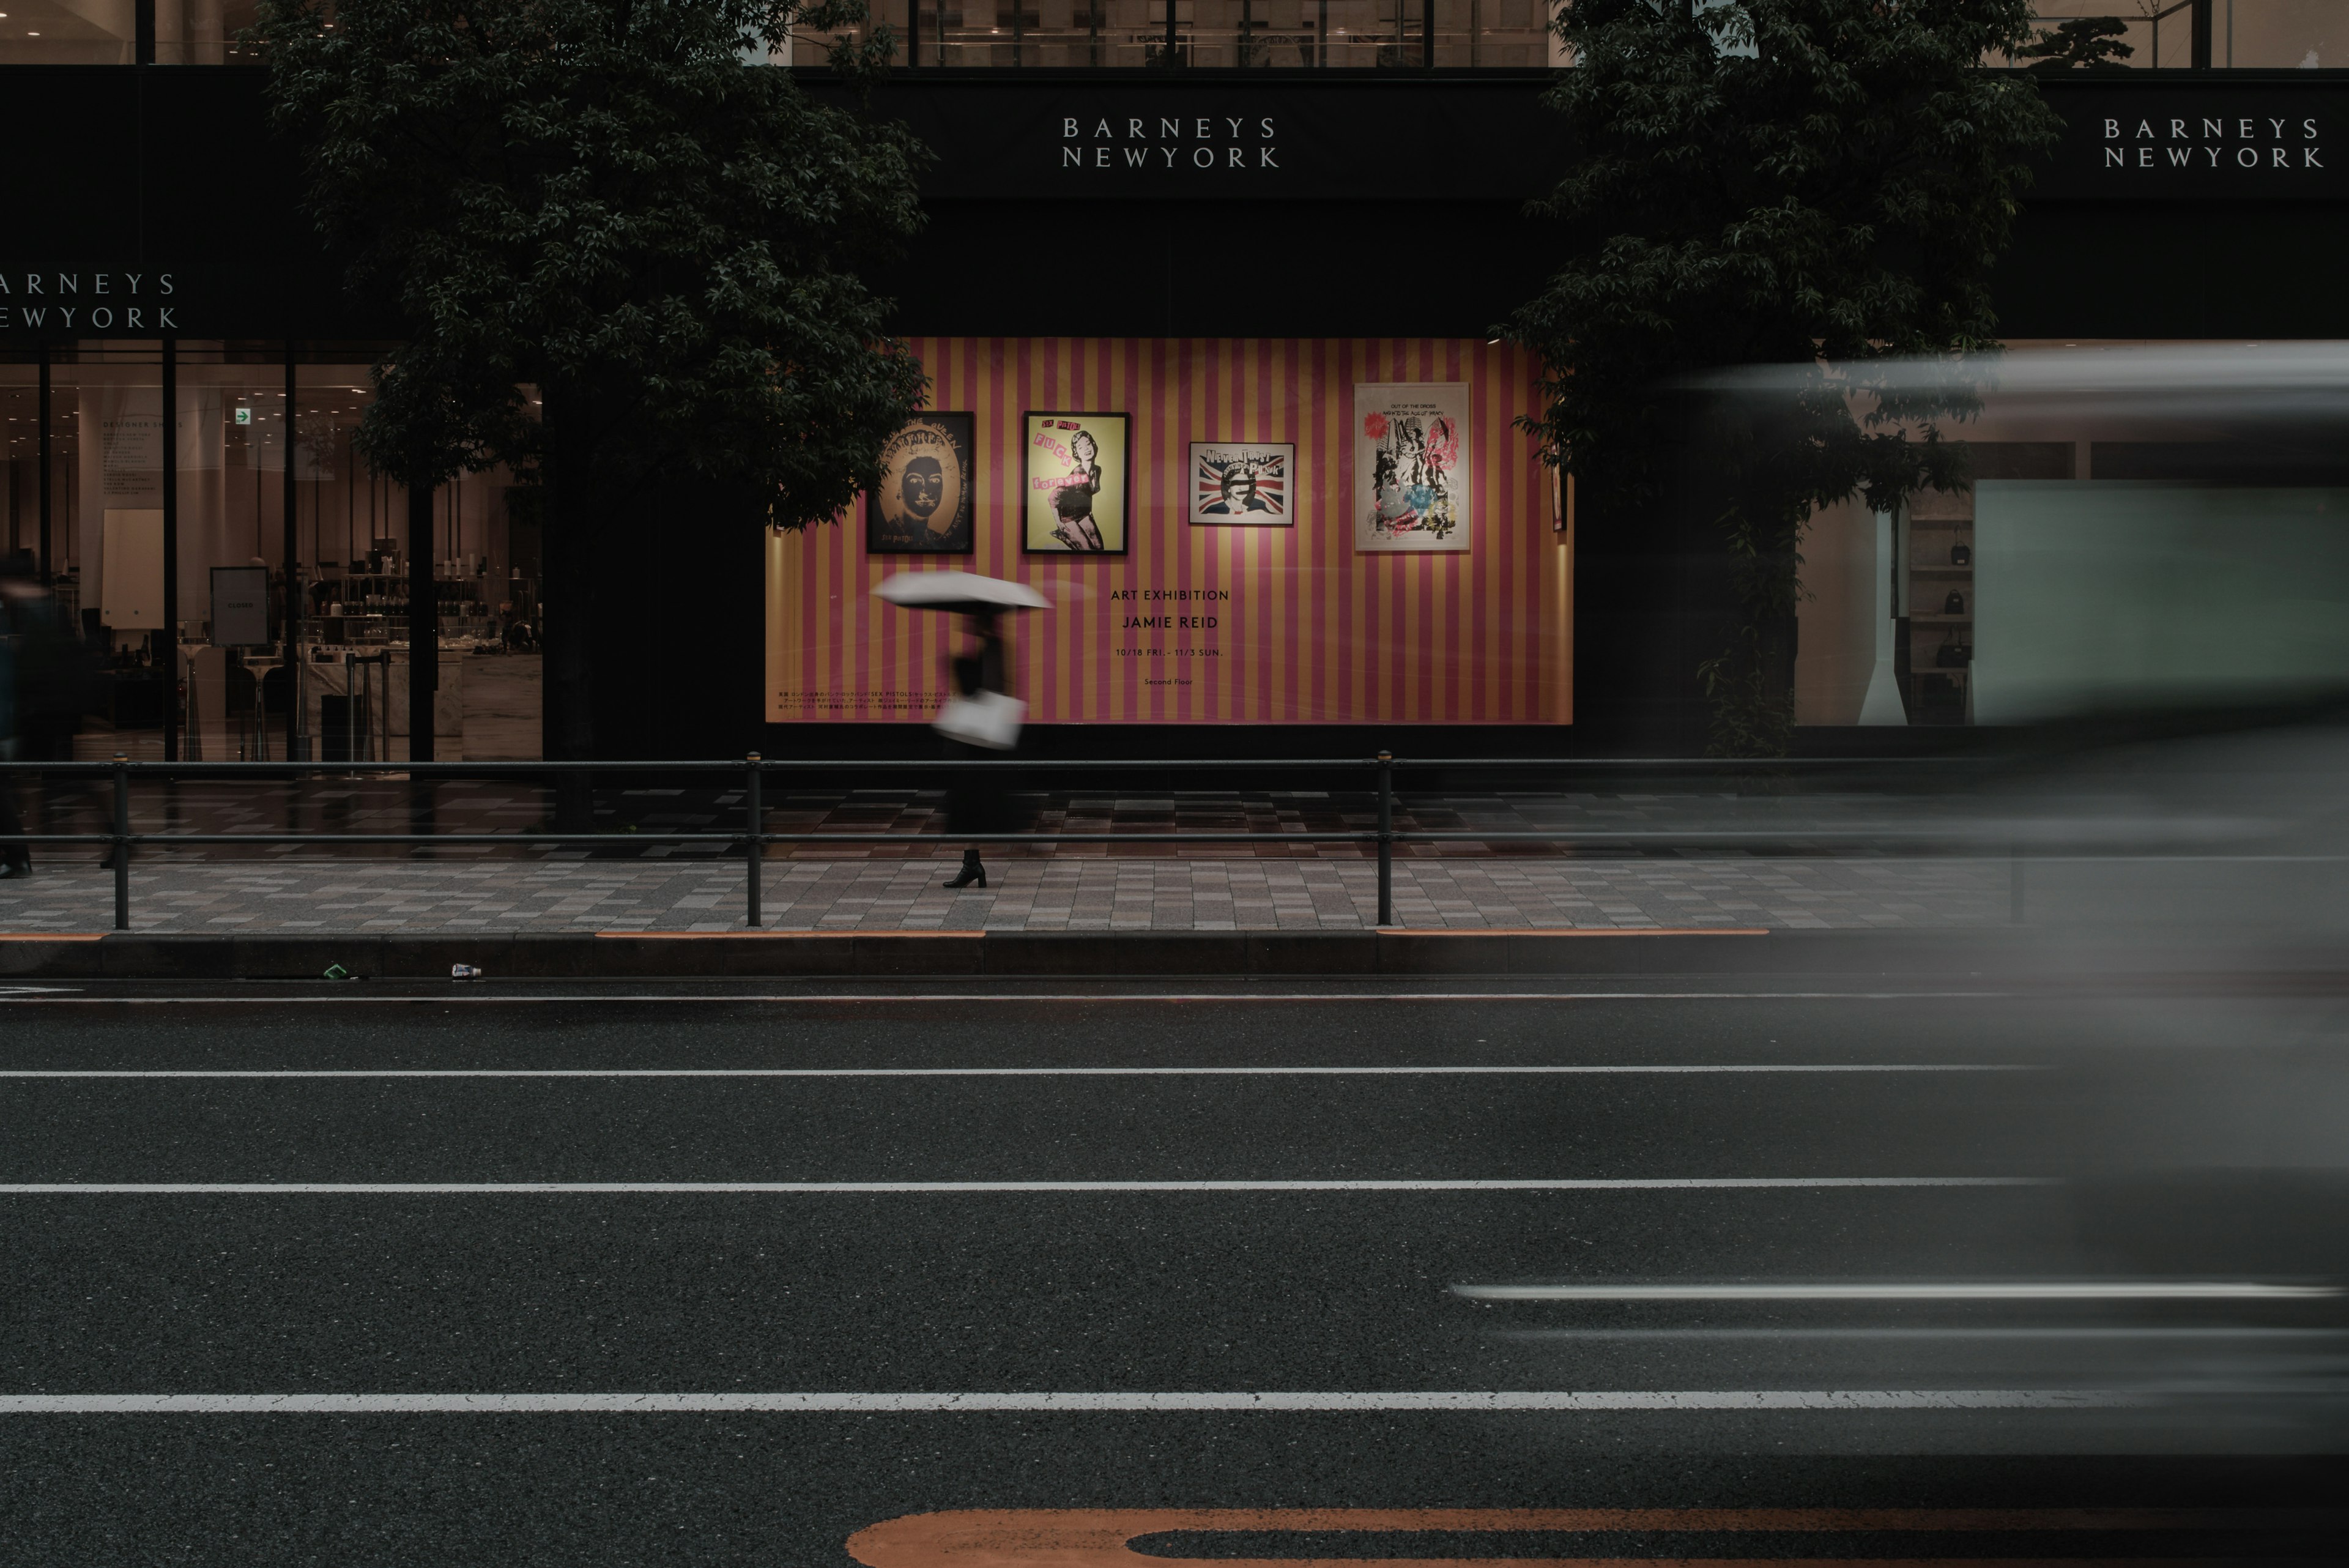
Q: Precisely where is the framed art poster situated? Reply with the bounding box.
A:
[1022,412,1130,554]
[1354,383,1471,552]
[1187,442,1294,526]
[866,413,976,554]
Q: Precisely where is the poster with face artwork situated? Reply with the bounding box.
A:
[867,413,976,554]
[1354,383,1470,553]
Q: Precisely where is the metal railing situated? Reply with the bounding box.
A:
[1,751,2008,933]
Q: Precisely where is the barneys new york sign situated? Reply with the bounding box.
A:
[0,271,182,332]
[2103,113,2323,171]
[2036,85,2348,201]
[1061,113,1282,171]
[859,83,1560,201]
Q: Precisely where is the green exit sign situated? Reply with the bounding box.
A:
[234,407,252,425]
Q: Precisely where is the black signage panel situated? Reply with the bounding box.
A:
[8,65,2349,347]
[2033,78,2349,201]
[0,267,199,336]
[0,67,369,340]
[845,76,1567,203]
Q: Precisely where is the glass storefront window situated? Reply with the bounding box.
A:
[289,359,527,660]
[0,0,137,64]
[2224,0,2340,67]
[1795,341,2349,729]
[800,0,1554,67]
[156,0,264,64]
[2009,1,2339,69]
[0,0,275,64]
[0,344,533,759]
[1,0,2336,68]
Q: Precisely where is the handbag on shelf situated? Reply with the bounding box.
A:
[1943,589,1967,615]
[1950,543,1972,567]
[933,689,1026,751]
[1935,631,1973,668]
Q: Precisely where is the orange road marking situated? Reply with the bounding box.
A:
[845,1507,2300,1567]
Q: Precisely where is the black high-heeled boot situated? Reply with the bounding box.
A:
[943,849,987,890]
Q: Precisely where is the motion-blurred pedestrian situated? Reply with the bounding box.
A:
[0,551,90,877]
[938,611,1016,890]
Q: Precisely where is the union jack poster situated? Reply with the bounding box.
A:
[1187,442,1295,526]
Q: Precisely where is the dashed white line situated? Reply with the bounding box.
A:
[1454,1282,2338,1301]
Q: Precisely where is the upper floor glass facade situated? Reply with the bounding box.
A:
[0,0,262,65]
[0,0,2335,69]
[807,0,1557,69]
[2016,1,2340,69]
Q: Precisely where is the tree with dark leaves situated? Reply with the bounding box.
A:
[1505,1,2057,754]
[2016,16,2136,73]
[252,0,930,776]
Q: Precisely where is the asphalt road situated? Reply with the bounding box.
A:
[0,978,2343,1564]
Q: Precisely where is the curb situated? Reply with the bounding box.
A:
[0,928,1779,980]
[10,929,2343,986]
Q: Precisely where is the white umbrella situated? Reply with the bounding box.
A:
[872,571,1052,614]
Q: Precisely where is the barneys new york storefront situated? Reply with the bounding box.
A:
[5,61,2348,759]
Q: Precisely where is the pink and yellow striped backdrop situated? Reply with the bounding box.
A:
[765,338,1572,725]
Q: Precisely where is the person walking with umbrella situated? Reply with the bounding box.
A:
[871,572,1048,892]
[938,609,1009,888]
[0,549,80,878]
[0,563,24,879]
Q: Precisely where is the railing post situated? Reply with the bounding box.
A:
[112,754,131,931]
[1376,749,1394,927]
[745,752,763,929]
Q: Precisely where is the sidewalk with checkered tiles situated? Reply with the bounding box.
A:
[0,851,2007,933]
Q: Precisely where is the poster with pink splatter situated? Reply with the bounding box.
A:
[1353,383,1470,552]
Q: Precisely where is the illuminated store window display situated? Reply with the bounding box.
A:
[768,336,1574,727]
[0,343,535,760]
[0,0,262,64]
[1794,341,2349,729]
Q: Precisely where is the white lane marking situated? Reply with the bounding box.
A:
[0,992,2012,1005]
[0,1177,2041,1195]
[1501,1328,2349,1340]
[0,1389,2149,1414]
[0,1065,2026,1080]
[1455,1282,2339,1301]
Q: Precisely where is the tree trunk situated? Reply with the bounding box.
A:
[541,387,600,831]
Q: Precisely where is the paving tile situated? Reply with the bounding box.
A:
[0,780,2020,932]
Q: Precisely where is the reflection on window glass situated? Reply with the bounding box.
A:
[2225,0,2338,67]
[0,0,136,64]
[2009,1,2337,69]
[800,0,1553,67]
[156,0,265,64]
[0,345,533,672]
[0,0,2325,72]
